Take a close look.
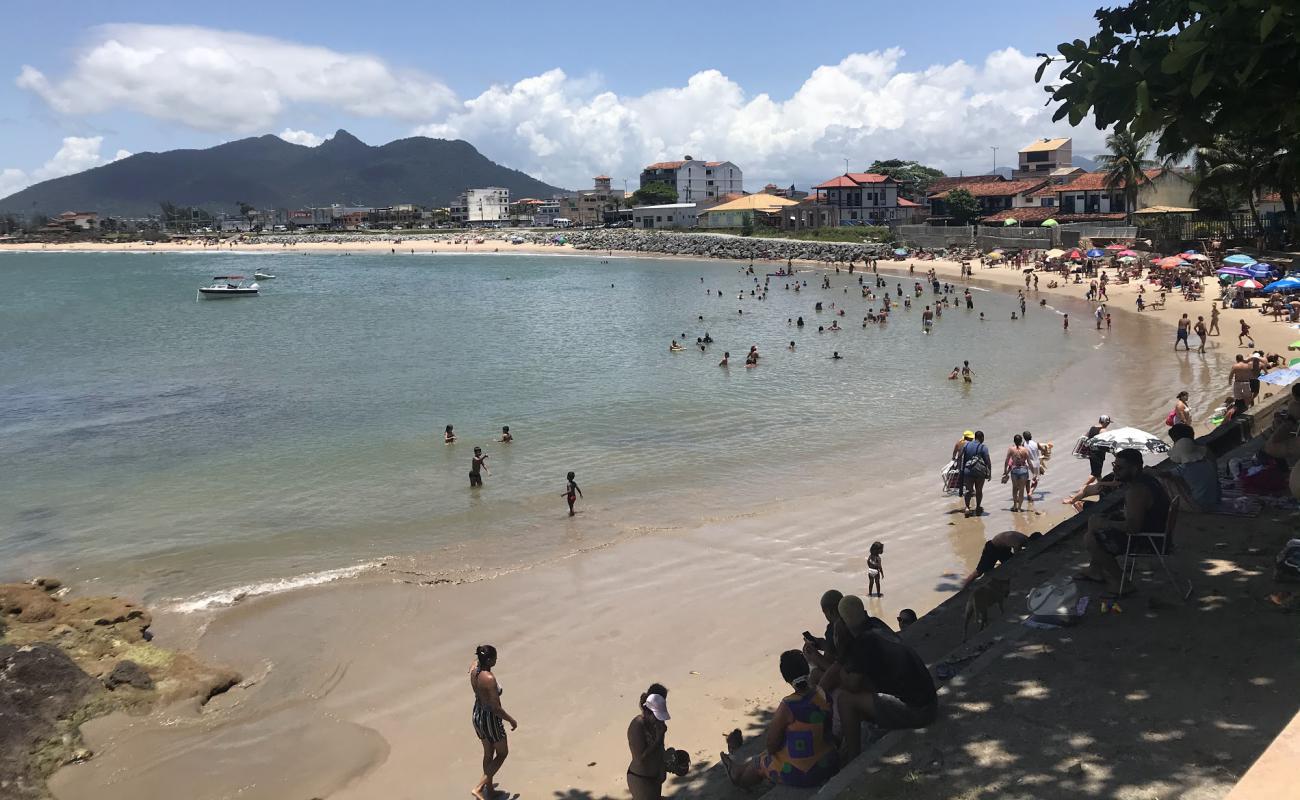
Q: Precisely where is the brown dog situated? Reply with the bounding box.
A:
[963,574,1010,640]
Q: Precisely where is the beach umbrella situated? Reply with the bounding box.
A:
[1118,249,1139,257]
[1088,426,1171,454]
[893,248,908,256]
[1003,217,1019,226]
[1085,248,1105,258]
[1291,340,1300,352]
[1234,279,1264,290]
[1156,256,1187,269]
[986,251,1005,261]
[1040,218,1059,227]
[1215,266,1252,278]
[1118,256,1138,263]
[1182,249,1199,255]
[1045,248,1066,259]
[1068,249,1082,260]
[1104,244,1126,251]
[1223,254,1257,265]
[1182,253,1210,262]
[1263,276,1300,292]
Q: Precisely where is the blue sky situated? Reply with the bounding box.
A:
[1,0,1109,197]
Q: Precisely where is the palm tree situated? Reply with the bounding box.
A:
[1194,134,1283,227]
[1096,128,1161,215]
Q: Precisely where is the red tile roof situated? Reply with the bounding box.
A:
[645,161,686,170]
[812,172,893,189]
[930,179,1046,199]
[980,207,1057,223]
[594,175,611,180]
[928,175,1005,195]
[1044,169,1164,193]
[1260,191,1282,203]
[896,198,920,207]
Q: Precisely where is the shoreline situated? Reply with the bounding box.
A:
[14,242,1295,799]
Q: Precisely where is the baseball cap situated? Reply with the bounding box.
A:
[963,430,974,440]
[644,693,670,722]
[1098,415,1112,424]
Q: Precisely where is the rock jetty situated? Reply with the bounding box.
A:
[0,580,240,799]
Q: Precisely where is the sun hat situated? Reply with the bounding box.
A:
[644,693,670,722]
[963,430,975,440]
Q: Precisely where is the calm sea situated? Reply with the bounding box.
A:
[0,252,1152,608]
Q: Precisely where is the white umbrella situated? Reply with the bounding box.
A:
[1087,426,1171,454]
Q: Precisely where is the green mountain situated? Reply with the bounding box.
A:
[0,130,566,217]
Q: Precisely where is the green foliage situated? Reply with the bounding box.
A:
[1038,1,1300,157]
[1096,129,1161,213]
[631,182,678,206]
[945,188,982,225]
[1193,134,1282,222]
[868,159,946,201]
[740,212,754,236]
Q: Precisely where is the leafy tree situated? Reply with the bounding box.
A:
[1037,1,1300,157]
[1096,129,1160,213]
[237,200,256,217]
[740,211,754,236]
[945,188,982,225]
[1194,134,1281,227]
[868,159,946,201]
[631,181,677,206]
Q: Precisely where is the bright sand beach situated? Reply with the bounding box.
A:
[4,239,1296,799]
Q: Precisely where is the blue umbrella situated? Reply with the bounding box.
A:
[1262,276,1300,292]
[1223,253,1257,265]
[1085,248,1104,258]
[893,248,908,256]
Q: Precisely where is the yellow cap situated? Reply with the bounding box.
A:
[963,430,974,439]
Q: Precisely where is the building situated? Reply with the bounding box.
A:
[640,157,743,204]
[252,208,288,230]
[288,208,334,229]
[761,183,809,200]
[47,210,98,230]
[1026,169,1167,215]
[451,187,510,225]
[560,176,625,226]
[927,179,1048,220]
[696,193,799,229]
[1013,138,1073,179]
[810,172,902,224]
[371,204,426,228]
[632,202,698,229]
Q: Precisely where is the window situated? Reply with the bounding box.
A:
[1025,151,1049,163]
[707,180,714,186]
[706,169,713,175]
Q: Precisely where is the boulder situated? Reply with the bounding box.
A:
[0,643,98,799]
[104,660,154,691]
[0,584,57,623]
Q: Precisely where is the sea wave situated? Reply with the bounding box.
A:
[164,561,381,613]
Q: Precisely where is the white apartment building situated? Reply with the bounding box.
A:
[640,156,743,203]
[1013,138,1073,179]
[451,187,510,225]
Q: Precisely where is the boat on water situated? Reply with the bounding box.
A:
[198,276,259,299]
[254,271,276,280]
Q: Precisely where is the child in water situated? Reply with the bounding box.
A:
[444,425,456,444]
[867,542,884,597]
[563,471,583,516]
[499,426,512,443]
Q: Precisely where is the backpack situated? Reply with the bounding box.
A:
[1164,408,1177,427]
[963,443,990,479]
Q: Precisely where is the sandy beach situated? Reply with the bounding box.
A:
[12,236,1297,799]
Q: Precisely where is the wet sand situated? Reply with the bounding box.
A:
[31,240,1297,799]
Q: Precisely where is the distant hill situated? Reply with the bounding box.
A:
[0,130,567,217]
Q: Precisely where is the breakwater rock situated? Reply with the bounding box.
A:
[0,580,240,799]
[526,230,893,263]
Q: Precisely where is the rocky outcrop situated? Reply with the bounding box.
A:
[539,230,892,264]
[0,580,241,799]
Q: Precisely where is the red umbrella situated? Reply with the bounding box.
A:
[1068,249,1082,260]
[1235,279,1264,290]
[1104,244,1126,250]
[1156,256,1188,269]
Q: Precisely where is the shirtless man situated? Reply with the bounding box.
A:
[964,531,1043,587]
[470,447,489,488]
[921,305,934,333]
[1175,314,1191,351]
[961,361,975,383]
[1238,319,1254,348]
[1194,316,1208,354]
[1209,304,1220,335]
[1229,355,1255,408]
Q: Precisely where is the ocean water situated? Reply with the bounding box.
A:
[1,252,1145,607]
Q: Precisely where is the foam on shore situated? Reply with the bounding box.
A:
[164,561,381,613]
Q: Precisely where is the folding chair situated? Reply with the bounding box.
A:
[1119,497,1193,600]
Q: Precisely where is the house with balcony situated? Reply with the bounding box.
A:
[927,179,1047,221]
[810,172,902,224]
[1013,137,1073,179]
[451,187,510,225]
[640,157,743,204]
[560,176,626,226]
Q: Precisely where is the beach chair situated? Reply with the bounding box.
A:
[1119,498,1193,600]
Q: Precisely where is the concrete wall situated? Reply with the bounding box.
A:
[896,224,973,249]
[977,228,1052,251]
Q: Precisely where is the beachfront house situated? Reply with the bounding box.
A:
[631,202,698,229]
[640,157,743,204]
[927,179,1047,221]
[696,193,800,229]
[46,210,99,230]
[560,176,626,227]
[1013,137,1073,179]
[451,187,510,226]
[810,172,902,224]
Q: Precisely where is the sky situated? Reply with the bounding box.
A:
[0,0,1113,200]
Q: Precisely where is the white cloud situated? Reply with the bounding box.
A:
[278,128,325,147]
[417,49,1105,189]
[17,24,456,133]
[0,136,131,199]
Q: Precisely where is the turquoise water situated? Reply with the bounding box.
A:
[1,252,1125,605]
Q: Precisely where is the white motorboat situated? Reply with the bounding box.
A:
[198,275,259,299]
[253,271,276,280]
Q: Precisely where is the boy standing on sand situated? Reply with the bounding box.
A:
[563,471,583,516]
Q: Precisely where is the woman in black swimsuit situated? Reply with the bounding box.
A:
[470,645,516,799]
[627,683,670,799]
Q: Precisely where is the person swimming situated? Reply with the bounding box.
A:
[445,425,457,444]
[831,351,843,360]
[788,341,796,351]
[948,366,960,380]
[499,426,512,443]
[719,351,730,367]
[670,340,684,352]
